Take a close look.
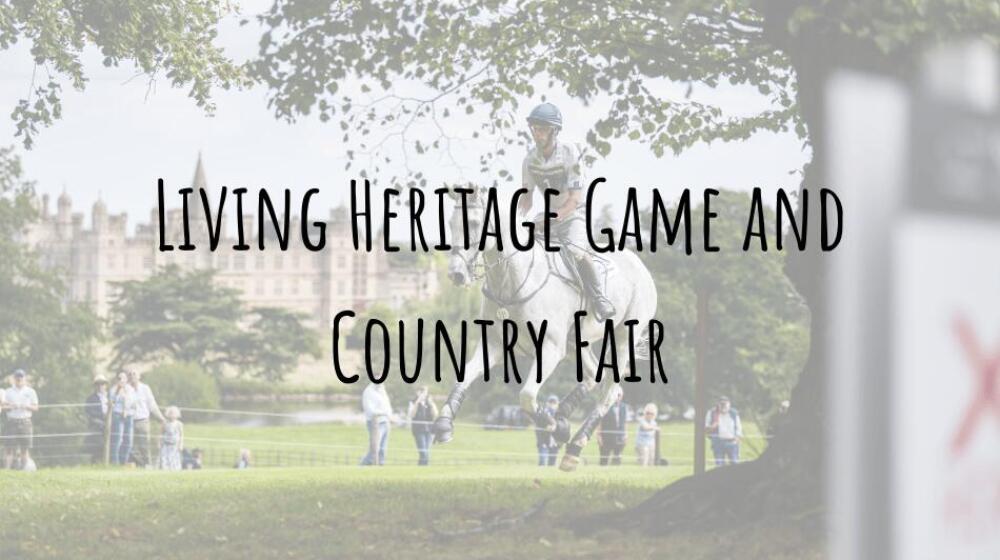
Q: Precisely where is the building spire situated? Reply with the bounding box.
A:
[192,151,208,191]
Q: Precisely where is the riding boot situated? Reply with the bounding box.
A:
[433,385,469,444]
[577,257,616,321]
[553,384,590,444]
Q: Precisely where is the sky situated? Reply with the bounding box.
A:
[0,1,810,234]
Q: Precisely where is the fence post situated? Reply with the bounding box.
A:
[103,400,113,465]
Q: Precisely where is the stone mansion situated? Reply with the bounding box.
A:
[23,156,439,327]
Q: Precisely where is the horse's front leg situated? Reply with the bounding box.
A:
[518,340,566,429]
[552,348,600,444]
[559,382,623,472]
[433,341,496,444]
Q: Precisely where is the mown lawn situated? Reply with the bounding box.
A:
[1,465,821,560]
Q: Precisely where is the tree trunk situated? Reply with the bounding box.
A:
[582,0,907,535]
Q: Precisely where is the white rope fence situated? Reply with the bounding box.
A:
[2,401,771,469]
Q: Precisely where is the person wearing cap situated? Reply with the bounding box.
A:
[84,375,110,463]
[518,102,616,323]
[535,395,561,466]
[2,369,39,470]
[127,370,165,468]
[705,396,743,467]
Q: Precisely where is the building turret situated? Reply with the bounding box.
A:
[57,189,72,238]
[192,151,208,191]
[92,196,108,230]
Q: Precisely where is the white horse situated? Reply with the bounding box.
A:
[433,186,658,470]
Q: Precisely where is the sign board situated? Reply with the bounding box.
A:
[827,50,1000,560]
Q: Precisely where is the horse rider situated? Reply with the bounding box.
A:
[517,102,616,322]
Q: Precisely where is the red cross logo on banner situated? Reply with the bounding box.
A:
[951,316,1000,456]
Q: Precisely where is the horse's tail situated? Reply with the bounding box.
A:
[634,324,651,361]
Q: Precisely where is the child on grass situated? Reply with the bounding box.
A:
[159,406,183,471]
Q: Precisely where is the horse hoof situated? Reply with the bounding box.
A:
[432,418,454,444]
[553,418,572,444]
[559,454,580,472]
[434,431,453,444]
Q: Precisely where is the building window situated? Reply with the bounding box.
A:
[217,254,229,270]
[292,254,301,269]
[234,254,246,271]
[255,280,264,296]
[255,255,265,270]
[337,255,347,268]
[274,254,284,269]
[274,279,283,296]
[313,279,321,295]
[291,279,299,295]
[107,255,116,270]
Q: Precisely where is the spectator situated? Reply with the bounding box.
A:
[535,395,560,467]
[407,386,437,466]
[182,448,203,470]
[635,403,659,466]
[159,406,184,471]
[84,375,110,463]
[360,383,392,466]
[235,448,252,469]
[2,369,39,470]
[706,396,742,467]
[128,370,164,469]
[109,371,137,465]
[597,391,628,466]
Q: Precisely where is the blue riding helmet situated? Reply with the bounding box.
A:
[527,103,562,129]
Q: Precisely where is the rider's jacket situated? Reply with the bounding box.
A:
[521,140,584,215]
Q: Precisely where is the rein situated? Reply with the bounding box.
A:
[479,244,552,307]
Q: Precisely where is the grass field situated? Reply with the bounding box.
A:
[3,421,818,559]
[1,463,822,560]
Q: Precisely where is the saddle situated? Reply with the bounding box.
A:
[539,230,616,310]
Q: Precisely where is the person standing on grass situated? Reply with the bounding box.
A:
[706,396,742,467]
[535,395,560,467]
[635,403,659,466]
[159,406,184,471]
[361,382,392,466]
[128,370,165,469]
[235,448,252,469]
[596,391,628,466]
[2,369,39,470]
[109,371,137,465]
[84,375,109,463]
[407,386,437,466]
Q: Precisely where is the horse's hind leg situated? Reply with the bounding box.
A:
[518,341,566,429]
[553,348,600,444]
[434,341,496,444]
[559,383,623,472]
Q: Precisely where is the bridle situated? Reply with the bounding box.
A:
[452,214,553,308]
